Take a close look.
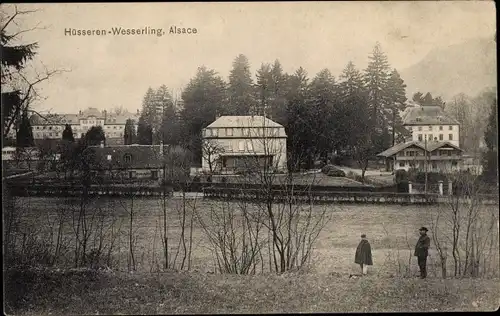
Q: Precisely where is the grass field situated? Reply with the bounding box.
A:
[5,268,499,314]
[5,196,499,313]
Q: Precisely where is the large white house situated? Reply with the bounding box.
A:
[9,107,141,145]
[379,104,464,172]
[201,116,287,174]
[400,105,460,147]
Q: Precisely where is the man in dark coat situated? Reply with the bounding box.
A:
[354,234,373,275]
[414,227,431,279]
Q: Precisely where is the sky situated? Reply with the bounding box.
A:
[2,1,496,114]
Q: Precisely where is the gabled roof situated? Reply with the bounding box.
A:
[205,116,283,128]
[423,141,462,152]
[377,141,424,157]
[377,140,463,157]
[402,106,459,125]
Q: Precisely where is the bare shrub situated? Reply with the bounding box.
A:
[428,171,499,278]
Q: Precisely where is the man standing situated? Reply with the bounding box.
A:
[414,227,431,279]
[354,234,373,275]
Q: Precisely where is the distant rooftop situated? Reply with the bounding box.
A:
[29,107,140,126]
[402,106,459,126]
[205,116,283,128]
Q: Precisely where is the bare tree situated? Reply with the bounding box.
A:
[428,171,499,278]
[157,144,196,271]
[1,5,69,140]
[201,139,226,175]
[199,118,330,274]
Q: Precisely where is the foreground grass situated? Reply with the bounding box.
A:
[5,268,499,314]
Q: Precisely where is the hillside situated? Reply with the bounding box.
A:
[400,36,496,101]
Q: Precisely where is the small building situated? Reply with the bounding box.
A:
[2,146,17,161]
[201,116,288,174]
[81,144,189,182]
[82,144,165,181]
[377,140,464,173]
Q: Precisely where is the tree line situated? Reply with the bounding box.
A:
[135,43,409,172]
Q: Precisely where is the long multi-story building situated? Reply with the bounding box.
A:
[27,107,140,145]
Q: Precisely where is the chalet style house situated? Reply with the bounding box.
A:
[378,140,463,173]
[201,116,288,174]
[378,105,464,173]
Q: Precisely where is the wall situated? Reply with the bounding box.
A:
[406,124,460,147]
[202,136,287,173]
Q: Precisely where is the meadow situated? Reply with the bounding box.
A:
[7,195,498,277]
[4,195,499,313]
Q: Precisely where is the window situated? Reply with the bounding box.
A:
[448,134,453,141]
[452,161,458,167]
[428,126,433,131]
[428,134,433,141]
[107,154,112,161]
[246,140,253,151]
[128,171,136,179]
[124,154,132,163]
[432,162,437,169]
[49,126,52,130]
[418,126,422,131]
[447,151,452,156]
[408,151,414,156]
[439,134,443,140]
[449,126,453,131]
[238,140,245,151]
[114,126,117,129]
[56,133,59,137]
[418,134,423,141]
[399,162,405,167]
[409,162,416,168]
[439,126,443,131]
[151,170,159,180]
[226,128,233,136]
[49,133,52,137]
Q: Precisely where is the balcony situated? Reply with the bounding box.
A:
[395,155,462,161]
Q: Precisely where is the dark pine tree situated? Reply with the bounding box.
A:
[1,24,38,141]
[16,112,34,147]
[84,126,106,147]
[62,124,75,142]
[482,96,498,184]
[228,54,255,115]
[124,119,137,145]
[137,116,153,145]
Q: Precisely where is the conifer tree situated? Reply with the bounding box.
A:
[228,54,255,115]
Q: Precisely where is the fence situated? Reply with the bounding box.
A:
[202,187,439,205]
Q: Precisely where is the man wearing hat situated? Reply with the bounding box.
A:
[355,234,373,275]
[414,227,431,279]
